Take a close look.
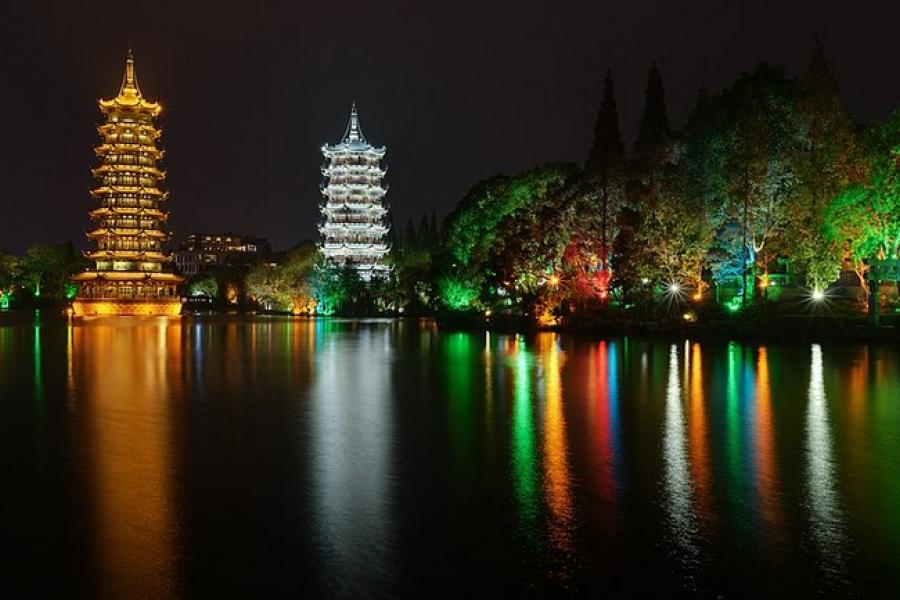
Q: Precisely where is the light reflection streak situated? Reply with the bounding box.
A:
[311,328,393,594]
[75,319,183,598]
[662,344,699,564]
[805,344,847,582]
[687,342,714,529]
[539,334,573,559]
[511,338,538,539]
[755,347,782,537]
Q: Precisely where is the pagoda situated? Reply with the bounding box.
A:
[71,49,183,316]
[319,103,391,280]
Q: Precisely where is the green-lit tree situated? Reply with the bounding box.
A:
[825,111,900,294]
[788,35,860,288]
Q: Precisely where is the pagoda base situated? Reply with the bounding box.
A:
[72,297,183,317]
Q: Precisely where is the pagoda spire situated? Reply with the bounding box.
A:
[119,47,142,97]
[342,101,366,143]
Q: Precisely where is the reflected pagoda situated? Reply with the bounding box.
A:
[319,103,391,280]
[71,49,182,316]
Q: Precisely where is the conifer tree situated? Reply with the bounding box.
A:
[404,217,417,250]
[634,61,671,159]
[585,70,625,177]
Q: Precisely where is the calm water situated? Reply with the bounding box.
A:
[1,316,899,598]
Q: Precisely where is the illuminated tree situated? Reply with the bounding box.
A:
[584,70,627,288]
[786,35,861,288]
[825,111,900,290]
[438,164,577,311]
[246,242,319,312]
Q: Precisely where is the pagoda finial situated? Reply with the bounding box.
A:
[343,101,366,143]
[120,47,141,96]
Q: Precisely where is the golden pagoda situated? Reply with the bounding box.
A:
[71,49,183,316]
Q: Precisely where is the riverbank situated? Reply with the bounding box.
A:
[439,310,900,344]
[3,307,898,344]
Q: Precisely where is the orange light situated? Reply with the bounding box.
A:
[549,275,560,287]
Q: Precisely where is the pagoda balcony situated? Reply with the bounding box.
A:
[86,250,171,262]
[89,206,166,219]
[92,164,164,178]
[91,186,166,197]
[95,145,163,159]
[86,227,168,239]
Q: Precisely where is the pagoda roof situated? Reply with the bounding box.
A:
[98,49,162,115]
[323,102,385,154]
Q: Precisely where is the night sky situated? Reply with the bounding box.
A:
[2,0,898,254]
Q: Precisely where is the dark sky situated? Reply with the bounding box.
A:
[1,0,898,253]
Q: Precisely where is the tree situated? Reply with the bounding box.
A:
[788,34,860,288]
[720,64,797,304]
[18,242,85,299]
[246,241,319,313]
[825,111,900,293]
[584,70,628,286]
[634,61,671,160]
[187,273,219,298]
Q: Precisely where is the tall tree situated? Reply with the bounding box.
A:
[789,33,860,287]
[634,61,671,159]
[583,70,628,283]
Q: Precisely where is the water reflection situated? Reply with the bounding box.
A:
[538,334,574,561]
[662,344,699,566]
[754,347,782,539]
[511,336,539,540]
[805,343,847,584]
[69,318,183,598]
[311,327,394,595]
[687,342,713,529]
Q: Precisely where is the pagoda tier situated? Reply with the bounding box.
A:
[318,103,392,281]
[71,49,183,317]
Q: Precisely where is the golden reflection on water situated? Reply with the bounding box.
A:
[687,342,714,530]
[69,319,183,599]
[538,334,573,557]
[754,347,782,538]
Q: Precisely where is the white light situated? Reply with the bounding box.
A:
[812,289,825,301]
[669,283,681,293]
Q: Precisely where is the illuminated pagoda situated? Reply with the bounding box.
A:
[71,49,183,316]
[319,103,391,280]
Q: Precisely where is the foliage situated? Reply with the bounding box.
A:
[188,273,219,298]
[825,110,900,285]
[246,241,319,313]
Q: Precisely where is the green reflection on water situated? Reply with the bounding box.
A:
[511,338,539,536]
[445,333,474,477]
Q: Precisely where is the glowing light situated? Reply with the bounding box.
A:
[548,274,560,287]
[692,291,702,301]
[811,288,825,301]
[682,312,696,322]
[669,283,681,293]
[641,277,650,284]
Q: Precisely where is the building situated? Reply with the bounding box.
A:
[319,103,391,280]
[71,49,183,316]
[174,233,272,276]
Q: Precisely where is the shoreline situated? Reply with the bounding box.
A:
[2,307,898,344]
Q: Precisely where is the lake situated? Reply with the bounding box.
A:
[1,315,899,597]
